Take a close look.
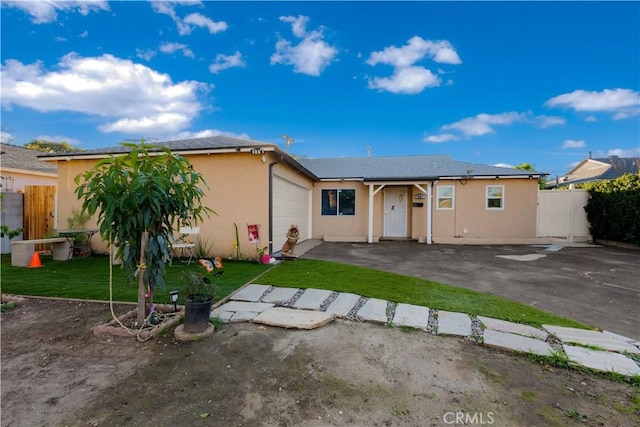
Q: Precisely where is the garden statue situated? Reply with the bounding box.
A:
[281,224,299,258]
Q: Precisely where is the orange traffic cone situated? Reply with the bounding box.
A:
[28,251,43,268]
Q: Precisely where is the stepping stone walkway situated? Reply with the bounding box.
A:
[356,298,388,324]
[483,329,553,357]
[392,303,429,330]
[543,325,640,354]
[478,315,548,340]
[210,285,640,378]
[325,292,360,318]
[437,310,471,336]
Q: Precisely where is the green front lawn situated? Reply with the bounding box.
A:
[1,254,589,330]
[257,259,590,329]
[0,254,271,304]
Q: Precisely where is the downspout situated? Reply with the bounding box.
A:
[268,156,284,255]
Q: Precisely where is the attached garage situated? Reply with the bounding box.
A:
[272,172,312,250]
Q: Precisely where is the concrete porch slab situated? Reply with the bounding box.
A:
[252,307,334,330]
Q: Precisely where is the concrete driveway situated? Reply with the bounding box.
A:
[303,241,640,340]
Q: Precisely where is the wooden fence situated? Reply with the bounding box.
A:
[23,185,57,251]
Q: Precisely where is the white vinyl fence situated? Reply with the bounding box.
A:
[537,188,591,242]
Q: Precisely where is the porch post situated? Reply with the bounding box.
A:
[368,184,374,243]
[427,182,433,244]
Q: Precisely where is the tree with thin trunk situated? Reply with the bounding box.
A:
[74,141,214,324]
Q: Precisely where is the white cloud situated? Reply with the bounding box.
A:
[182,13,227,35]
[368,66,439,94]
[151,2,227,36]
[545,88,640,119]
[585,115,597,122]
[34,134,82,146]
[366,36,461,94]
[271,15,338,76]
[424,133,458,143]
[3,0,109,23]
[209,51,246,74]
[0,131,12,144]
[493,163,514,168]
[606,147,640,157]
[536,115,566,128]
[1,53,210,135]
[160,42,195,58]
[366,36,461,68]
[136,49,157,61]
[562,139,585,149]
[79,30,89,38]
[167,129,251,140]
[442,112,527,137]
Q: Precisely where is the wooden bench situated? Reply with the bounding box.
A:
[11,238,71,267]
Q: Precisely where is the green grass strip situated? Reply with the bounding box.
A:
[1,254,271,304]
[258,259,590,329]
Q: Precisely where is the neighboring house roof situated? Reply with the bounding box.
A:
[300,155,545,181]
[553,156,640,186]
[0,143,57,174]
[38,136,545,181]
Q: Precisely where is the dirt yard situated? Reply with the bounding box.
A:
[1,298,638,427]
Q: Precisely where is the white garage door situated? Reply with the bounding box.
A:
[272,174,311,251]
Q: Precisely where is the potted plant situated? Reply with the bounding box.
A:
[256,246,270,264]
[181,271,218,333]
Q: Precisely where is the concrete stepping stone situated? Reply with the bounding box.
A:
[563,345,640,377]
[356,298,388,324]
[211,301,275,323]
[293,288,333,310]
[484,329,553,357]
[231,284,271,302]
[478,316,547,340]
[543,325,640,354]
[325,292,361,318]
[437,311,471,336]
[392,303,429,329]
[602,330,638,344]
[252,307,334,330]
[261,287,300,303]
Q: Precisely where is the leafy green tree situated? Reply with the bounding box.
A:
[74,141,214,323]
[514,162,547,189]
[25,140,83,153]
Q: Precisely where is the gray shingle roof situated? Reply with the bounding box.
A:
[35,136,545,180]
[38,136,275,158]
[0,143,57,174]
[300,155,544,180]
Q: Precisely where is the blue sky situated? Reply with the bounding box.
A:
[1,1,638,178]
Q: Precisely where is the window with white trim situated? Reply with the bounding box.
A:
[486,185,504,210]
[436,185,455,209]
[321,189,355,216]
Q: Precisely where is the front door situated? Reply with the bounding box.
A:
[383,187,408,237]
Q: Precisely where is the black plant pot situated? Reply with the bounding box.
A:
[183,296,213,333]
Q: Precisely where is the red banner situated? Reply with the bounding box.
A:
[247,224,259,244]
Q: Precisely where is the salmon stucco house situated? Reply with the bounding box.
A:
[41,136,547,258]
